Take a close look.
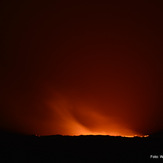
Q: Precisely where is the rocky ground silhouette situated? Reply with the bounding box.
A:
[0,130,162,162]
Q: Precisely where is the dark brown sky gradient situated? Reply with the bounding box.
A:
[0,1,163,136]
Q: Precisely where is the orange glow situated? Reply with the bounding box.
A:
[47,95,146,138]
[1,0,163,139]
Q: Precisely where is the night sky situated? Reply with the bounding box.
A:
[1,1,163,136]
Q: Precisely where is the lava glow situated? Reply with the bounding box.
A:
[0,0,163,139]
[47,95,146,138]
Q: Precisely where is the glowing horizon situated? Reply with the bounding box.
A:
[45,97,149,138]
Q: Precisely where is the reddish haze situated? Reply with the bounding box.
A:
[0,1,163,136]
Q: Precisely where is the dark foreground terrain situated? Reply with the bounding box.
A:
[0,131,163,163]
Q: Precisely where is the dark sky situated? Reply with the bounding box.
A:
[0,1,163,136]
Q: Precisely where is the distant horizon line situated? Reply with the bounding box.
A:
[34,133,149,138]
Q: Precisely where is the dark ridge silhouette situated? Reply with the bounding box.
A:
[0,130,162,162]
